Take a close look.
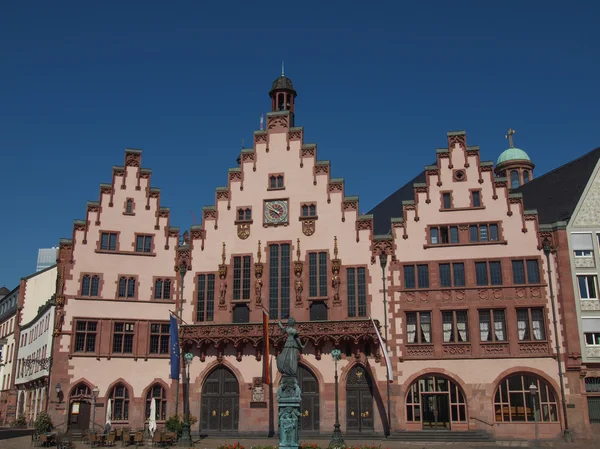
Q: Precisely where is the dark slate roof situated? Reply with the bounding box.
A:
[0,286,9,296]
[513,147,600,224]
[270,76,296,94]
[368,169,427,235]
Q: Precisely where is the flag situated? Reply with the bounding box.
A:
[169,314,180,380]
[260,114,264,130]
[262,307,270,385]
[370,316,393,383]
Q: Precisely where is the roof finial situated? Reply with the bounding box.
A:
[221,242,226,265]
[257,240,262,263]
[281,60,285,77]
[505,128,516,148]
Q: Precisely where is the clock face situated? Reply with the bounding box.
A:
[264,200,289,225]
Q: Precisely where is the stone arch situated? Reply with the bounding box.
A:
[69,379,94,399]
[195,359,244,389]
[142,379,170,422]
[403,371,469,429]
[199,364,240,432]
[492,368,562,424]
[104,378,135,423]
[104,377,135,399]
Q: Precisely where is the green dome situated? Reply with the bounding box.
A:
[497,147,531,165]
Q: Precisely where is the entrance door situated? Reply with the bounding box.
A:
[298,365,319,432]
[422,394,450,430]
[69,401,91,432]
[200,367,239,433]
[346,365,374,434]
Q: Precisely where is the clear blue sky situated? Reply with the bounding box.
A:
[1,1,598,288]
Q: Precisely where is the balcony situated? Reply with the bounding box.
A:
[180,319,381,361]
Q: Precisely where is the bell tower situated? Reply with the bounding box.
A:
[269,65,297,122]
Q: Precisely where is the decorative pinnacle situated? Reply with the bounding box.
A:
[296,238,301,262]
[221,242,226,265]
[505,128,516,148]
[257,240,262,263]
[281,60,285,77]
[333,236,338,259]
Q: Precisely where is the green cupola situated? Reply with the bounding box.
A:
[494,128,535,188]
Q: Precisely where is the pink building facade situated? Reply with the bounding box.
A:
[47,76,588,439]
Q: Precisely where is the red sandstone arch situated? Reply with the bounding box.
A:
[195,359,244,389]
[140,378,171,401]
[104,377,135,401]
[401,368,469,396]
[69,378,94,398]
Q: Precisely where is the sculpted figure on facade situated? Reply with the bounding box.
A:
[294,239,303,307]
[218,242,228,310]
[276,317,305,377]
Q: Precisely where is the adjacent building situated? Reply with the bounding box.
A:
[36,248,59,272]
[515,147,600,429]
[45,75,594,439]
[0,285,19,425]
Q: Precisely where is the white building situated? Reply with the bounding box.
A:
[0,285,19,425]
[36,247,58,272]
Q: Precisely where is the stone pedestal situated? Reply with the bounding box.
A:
[277,375,301,449]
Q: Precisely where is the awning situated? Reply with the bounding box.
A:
[582,318,600,333]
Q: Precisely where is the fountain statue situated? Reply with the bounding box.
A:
[276,317,305,449]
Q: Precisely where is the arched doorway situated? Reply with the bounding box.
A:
[405,374,467,430]
[346,365,374,434]
[68,383,92,432]
[494,372,559,423]
[298,365,319,432]
[200,367,239,433]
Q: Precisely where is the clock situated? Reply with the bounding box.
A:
[264,200,289,225]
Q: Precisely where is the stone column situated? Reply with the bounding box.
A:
[277,375,301,449]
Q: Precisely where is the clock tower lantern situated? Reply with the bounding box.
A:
[269,71,297,118]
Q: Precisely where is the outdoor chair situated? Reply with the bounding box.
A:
[121,429,130,446]
[133,431,143,446]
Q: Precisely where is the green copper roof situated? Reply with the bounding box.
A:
[497,147,531,165]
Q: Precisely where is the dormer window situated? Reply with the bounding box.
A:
[236,207,252,222]
[268,174,285,190]
[301,203,317,217]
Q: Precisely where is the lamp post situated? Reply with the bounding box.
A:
[91,386,100,433]
[379,250,391,437]
[55,383,62,404]
[179,352,193,445]
[529,382,539,447]
[175,261,187,416]
[329,349,344,449]
[542,239,573,442]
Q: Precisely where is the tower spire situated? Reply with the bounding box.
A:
[281,60,285,77]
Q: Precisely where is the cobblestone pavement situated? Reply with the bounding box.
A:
[2,435,599,449]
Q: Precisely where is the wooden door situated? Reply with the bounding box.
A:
[69,401,91,432]
[346,365,374,433]
[200,367,239,433]
[298,365,320,432]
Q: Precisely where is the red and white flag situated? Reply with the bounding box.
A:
[262,307,271,385]
[370,315,394,383]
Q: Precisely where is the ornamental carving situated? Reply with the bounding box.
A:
[575,257,596,268]
[518,342,549,355]
[314,164,329,175]
[301,147,315,158]
[530,287,541,298]
[442,344,471,356]
[343,200,358,212]
[580,300,600,311]
[203,209,217,220]
[441,291,451,302]
[113,168,125,177]
[216,191,229,201]
[481,343,510,355]
[573,172,600,226]
[509,197,522,204]
[405,345,434,357]
[492,289,503,300]
[448,134,466,150]
[229,171,242,183]
[100,186,113,195]
[494,180,507,188]
[357,220,372,231]
[176,248,191,272]
[180,319,380,350]
[331,237,341,306]
[288,131,302,140]
[87,204,99,213]
[149,190,160,199]
[237,224,250,240]
[524,214,537,221]
[404,292,416,302]
[426,169,439,176]
[458,224,469,231]
[478,289,489,300]
[139,170,151,179]
[190,229,205,240]
[294,239,304,308]
[328,182,343,193]
[242,153,255,163]
[255,241,263,306]
[302,220,315,236]
[255,134,267,143]
[158,209,169,218]
[218,243,228,310]
[168,229,179,238]
[125,153,140,167]
[515,288,526,299]
[267,115,289,130]
[372,238,393,257]
[419,292,429,302]
[73,222,86,232]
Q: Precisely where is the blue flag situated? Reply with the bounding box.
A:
[169,314,180,380]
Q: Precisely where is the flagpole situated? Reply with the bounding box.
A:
[175,261,187,416]
[379,251,391,437]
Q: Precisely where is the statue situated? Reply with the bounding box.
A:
[276,317,305,377]
[279,407,300,446]
[332,266,341,304]
[219,277,227,305]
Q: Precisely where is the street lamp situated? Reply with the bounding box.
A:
[175,260,188,416]
[529,382,539,447]
[55,383,62,404]
[91,386,100,432]
[329,349,344,449]
[179,352,193,445]
[379,250,391,437]
[542,238,573,442]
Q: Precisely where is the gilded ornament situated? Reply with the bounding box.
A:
[237,223,250,240]
[294,239,303,307]
[331,236,341,306]
[218,242,228,310]
[302,220,315,236]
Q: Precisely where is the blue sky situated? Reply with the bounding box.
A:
[1,1,598,288]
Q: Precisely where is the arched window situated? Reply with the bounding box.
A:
[70,383,91,397]
[109,384,130,421]
[494,373,558,422]
[523,171,530,183]
[146,384,167,421]
[405,375,467,427]
[510,170,520,189]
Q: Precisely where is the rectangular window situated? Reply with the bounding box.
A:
[112,322,135,354]
[117,277,135,298]
[585,333,600,346]
[578,275,598,299]
[347,267,367,317]
[74,321,97,353]
[516,308,546,341]
[453,263,465,287]
[479,310,506,342]
[442,310,469,343]
[233,256,252,300]
[472,191,481,207]
[301,204,317,217]
[442,193,452,209]
[469,224,500,243]
[269,244,291,319]
[196,274,215,322]
[406,311,432,344]
[135,235,153,253]
[149,323,170,354]
[512,259,540,284]
[404,265,415,289]
[404,265,429,289]
[154,279,172,300]
[475,261,503,286]
[308,252,328,297]
[417,265,429,288]
[100,232,117,251]
[81,274,100,297]
[430,226,459,245]
[439,263,466,287]
[439,264,451,287]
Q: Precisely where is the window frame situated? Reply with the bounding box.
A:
[584,332,600,346]
[405,311,432,344]
[516,308,546,342]
[153,278,173,300]
[308,251,328,298]
[117,276,137,299]
[73,320,98,354]
[80,273,101,297]
[577,274,598,300]
[146,384,167,421]
[235,207,253,223]
[346,266,367,318]
[469,223,500,243]
[403,264,429,289]
[474,260,503,286]
[196,273,216,322]
[438,262,466,287]
[108,384,130,422]
[470,189,482,208]
[232,255,252,301]
[511,259,541,285]
[441,310,469,343]
[494,373,559,423]
[149,322,170,355]
[134,234,153,253]
[441,192,452,210]
[478,309,507,343]
[268,243,291,320]
[99,231,118,251]
[300,202,317,218]
[268,173,285,190]
[111,322,135,354]
[429,225,460,245]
